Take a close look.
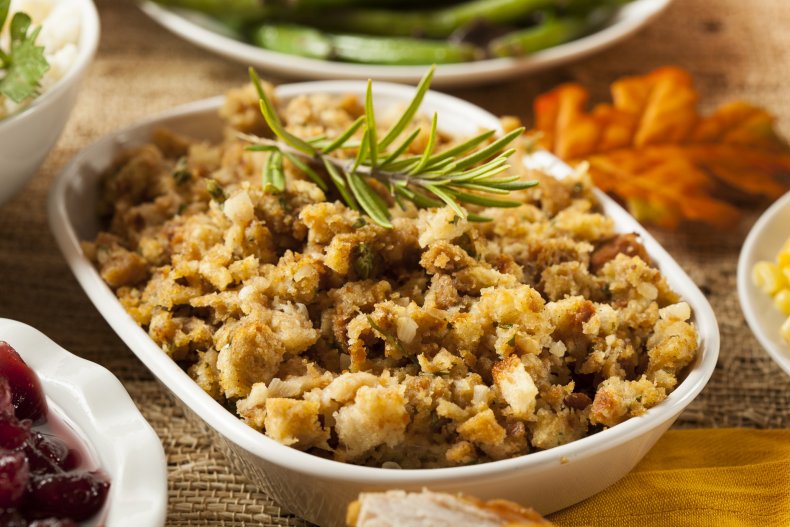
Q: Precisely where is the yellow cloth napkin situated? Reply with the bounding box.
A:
[548,429,790,527]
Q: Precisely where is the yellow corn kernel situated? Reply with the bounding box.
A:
[774,289,790,316]
[752,261,786,295]
[778,250,790,269]
[781,317,790,345]
[783,267,790,284]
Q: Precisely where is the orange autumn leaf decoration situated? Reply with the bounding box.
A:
[531,66,790,228]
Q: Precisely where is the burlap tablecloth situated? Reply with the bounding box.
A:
[1,0,789,524]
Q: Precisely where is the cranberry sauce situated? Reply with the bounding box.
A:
[0,341,110,525]
[0,342,47,424]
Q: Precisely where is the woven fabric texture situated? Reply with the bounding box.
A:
[0,0,789,524]
[551,429,790,526]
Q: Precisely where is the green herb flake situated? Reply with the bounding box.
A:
[205,179,226,203]
[277,194,292,211]
[352,217,367,229]
[366,314,404,354]
[353,242,377,279]
[172,157,192,185]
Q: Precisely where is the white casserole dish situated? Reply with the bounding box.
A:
[0,318,167,527]
[48,82,719,527]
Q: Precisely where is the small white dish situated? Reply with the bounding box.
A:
[0,318,167,527]
[0,0,100,206]
[738,190,790,376]
[139,0,671,87]
[48,81,718,527]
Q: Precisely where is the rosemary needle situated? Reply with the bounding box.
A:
[243,65,538,228]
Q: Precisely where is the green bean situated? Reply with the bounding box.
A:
[302,0,555,39]
[489,6,618,57]
[332,34,478,65]
[254,24,332,59]
[252,24,479,64]
[154,0,632,65]
[488,16,585,57]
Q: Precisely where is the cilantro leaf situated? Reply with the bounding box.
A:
[0,0,9,32]
[0,0,10,67]
[0,12,50,104]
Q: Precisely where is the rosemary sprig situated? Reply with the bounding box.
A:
[244,65,538,228]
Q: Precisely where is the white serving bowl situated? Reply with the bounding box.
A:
[0,318,167,527]
[0,0,99,206]
[738,190,790,376]
[140,0,672,87]
[48,81,719,527]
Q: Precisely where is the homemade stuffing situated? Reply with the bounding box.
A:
[84,82,699,468]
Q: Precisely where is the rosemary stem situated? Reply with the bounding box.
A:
[240,133,415,187]
[238,66,534,230]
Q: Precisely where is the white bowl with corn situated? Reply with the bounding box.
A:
[739,190,790,376]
